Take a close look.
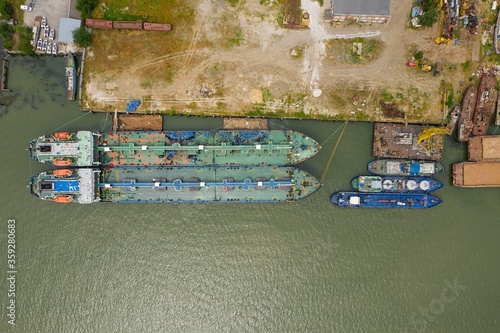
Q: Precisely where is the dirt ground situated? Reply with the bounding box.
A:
[82,0,496,123]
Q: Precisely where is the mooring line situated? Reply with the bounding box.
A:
[320,121,348,185]
[45,111,92,136]
[321,121,348,146]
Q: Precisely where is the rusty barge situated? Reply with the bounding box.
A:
[467,136,500,162]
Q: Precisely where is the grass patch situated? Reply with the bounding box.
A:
[325,38,384,65]
[228,29,244,47]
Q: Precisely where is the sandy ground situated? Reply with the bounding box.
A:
[82,0,485,123]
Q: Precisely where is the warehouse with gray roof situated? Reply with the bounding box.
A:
[330,0,390,24]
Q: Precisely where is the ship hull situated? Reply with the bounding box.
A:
[351,176,443,193]
[457,86,477,142]
[31,166,321,203]
[368,159,444,176]
[330,192,442,208]
[471,73,497,136]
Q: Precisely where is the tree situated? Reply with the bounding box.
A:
[16,26,35,55]
[0,0,14,20]
[72,26,91,48]
[420,0,439,28]
[76,0,98,18]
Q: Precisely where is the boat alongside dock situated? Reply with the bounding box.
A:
[30,130,321,167]
[330,192,442,209]
[351,175,443,193]
[29,131,100,166]
[372,123,444,161]
[457,85,477,142]
[65,53,78,100]
[368,159,444,176]
[30,165,321,203]
[467,136,500,161]
[453,161,500,187]
[446,106,461,136]
[472,73,497,136]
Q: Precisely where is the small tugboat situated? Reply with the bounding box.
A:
[446,105,461,136]
[368,159,444,176]
[330,192,442,209]
[351,175,443,193]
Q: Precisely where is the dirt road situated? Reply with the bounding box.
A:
[83,0,475,123]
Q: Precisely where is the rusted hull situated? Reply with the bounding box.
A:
[472,74,497,136]
[457,85,477,142]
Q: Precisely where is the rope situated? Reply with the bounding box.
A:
[268,120,289,130]
[44,111,92,136]
[321,121,348,146]
[493,126,499,135]
[101,112,109,132]
[320,121,348,185]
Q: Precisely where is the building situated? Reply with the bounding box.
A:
[331,0,390,24]
[58,18,82,44]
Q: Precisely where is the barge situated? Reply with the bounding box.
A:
[452,161,500,187]
[30,130,320,167]
[30,166,321,203]
[330,192,442,209]
[372,123,444,161]
[467,136,500,161]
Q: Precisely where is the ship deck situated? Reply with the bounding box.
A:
[453,162,500,187]
[98,130,318,166]
[372,123,443,161]
[99,166,319,202]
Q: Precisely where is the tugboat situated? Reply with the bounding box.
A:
[368,159,444,176]
[330,192,442,209]
[351,175,443,193]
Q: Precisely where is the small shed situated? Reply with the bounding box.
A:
[58,18,82,43]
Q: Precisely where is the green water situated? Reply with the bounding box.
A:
[1,56,499,333]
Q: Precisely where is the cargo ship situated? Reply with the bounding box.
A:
[446,105,461,136]
[30,130,320,167]
[330,192,442,209]
[351,176,443,193]
[368,159,444,176]
[30,165,321,203]
[471,73,498,136]
[65,52,78,100]
[457,85,477,142]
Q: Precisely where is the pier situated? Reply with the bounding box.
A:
[113,114,163,131]
[223,118,269,130]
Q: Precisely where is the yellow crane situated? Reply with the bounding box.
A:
[417,127,447,152]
